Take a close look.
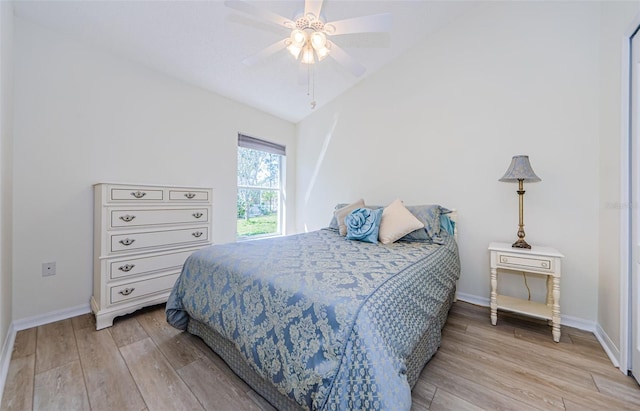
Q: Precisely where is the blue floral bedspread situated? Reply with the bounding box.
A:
[166,229,460,410]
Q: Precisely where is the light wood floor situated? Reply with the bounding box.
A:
[1,301,639,411]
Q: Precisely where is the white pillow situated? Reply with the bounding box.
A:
[334,199,365,236]
[378,199,425,244]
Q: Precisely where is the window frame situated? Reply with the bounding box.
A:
[236,134,286,241]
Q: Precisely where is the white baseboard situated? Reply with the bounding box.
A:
[0,322,16,407]
[594,322,622,371]
[456,292,488,307]
[12,303,90,332]
[0,303,91,404]
[456,293,625,373]
[455,292,596,332]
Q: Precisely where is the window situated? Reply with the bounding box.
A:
[237,134,285,240]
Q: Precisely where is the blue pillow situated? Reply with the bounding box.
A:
[440,214,456,236]
[328,202,383,230]
[345,208,383,244]
[401,205,442,241]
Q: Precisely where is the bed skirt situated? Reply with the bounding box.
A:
[186,287,456,410]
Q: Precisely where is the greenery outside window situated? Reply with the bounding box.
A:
[237,134,285,240]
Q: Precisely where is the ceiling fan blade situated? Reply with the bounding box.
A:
[242,39,288,66]
[304,0,324,20]
[224,0,294,28]
[325,13,392,35]
[328,42,366,77]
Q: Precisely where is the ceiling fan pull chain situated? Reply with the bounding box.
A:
[309,64,317,110]
[307,63,311,96]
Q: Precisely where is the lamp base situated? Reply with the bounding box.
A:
[512,238,531,249]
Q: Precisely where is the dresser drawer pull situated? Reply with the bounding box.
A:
[500,256,507,263]
[130,191,147,199]
[184,192,196,199]
[541,262,549,268]
[192,231,203,238]
[119,215,136,222]
[118,287,135,296]
[192,212,203,219]
[118,264,136,272]
[119,238,136,246]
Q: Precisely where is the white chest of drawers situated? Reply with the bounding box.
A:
[92,183,213,329]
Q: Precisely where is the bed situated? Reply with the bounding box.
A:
[166,204,460,411]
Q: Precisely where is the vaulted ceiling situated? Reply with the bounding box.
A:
[12,0,482,123]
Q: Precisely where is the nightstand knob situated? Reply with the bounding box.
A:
[500,256,508,263]
[541,262,549,268]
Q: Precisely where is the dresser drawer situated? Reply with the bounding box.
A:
[110,187,164,201]
[497,253,553,271]
[110,272,180,304]
[111,208,208,228]
[109,249,195,280]
[169,189,209,201]
[110,227,209,253]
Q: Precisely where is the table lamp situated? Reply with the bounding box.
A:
[499,155,541,249]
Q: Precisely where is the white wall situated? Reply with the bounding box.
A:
[11,17,296,320]
[0,0,14,355]
[296,1,602,323]
[597,1,640,357]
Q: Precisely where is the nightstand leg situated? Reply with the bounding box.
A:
[546,276,553,326]
[490,267,498,325]
[552,276,561,342]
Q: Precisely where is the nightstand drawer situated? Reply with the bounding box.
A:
[497,253,552,271]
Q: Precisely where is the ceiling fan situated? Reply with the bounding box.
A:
[224,0,392,77]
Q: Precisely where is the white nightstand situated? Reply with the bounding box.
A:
[488,242,564,342]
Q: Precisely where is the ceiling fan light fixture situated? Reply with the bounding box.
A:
[290,29,307,47]
[310,31,326,50]
[316,49,329,61]
[287,43,302,59]
[301,45,315,64]
[316,41,330,61]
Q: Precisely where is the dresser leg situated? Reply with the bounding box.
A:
[490,267,498,325]
[552,276,561,342]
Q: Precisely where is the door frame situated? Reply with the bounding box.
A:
[621,15,640,376]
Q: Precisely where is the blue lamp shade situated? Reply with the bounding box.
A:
[499,155,541,183]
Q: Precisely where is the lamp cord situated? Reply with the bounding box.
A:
[522,272,531,301]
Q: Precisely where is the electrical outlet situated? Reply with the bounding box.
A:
[42,262,56,277]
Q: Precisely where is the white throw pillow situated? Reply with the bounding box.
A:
[378,199,425,244]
